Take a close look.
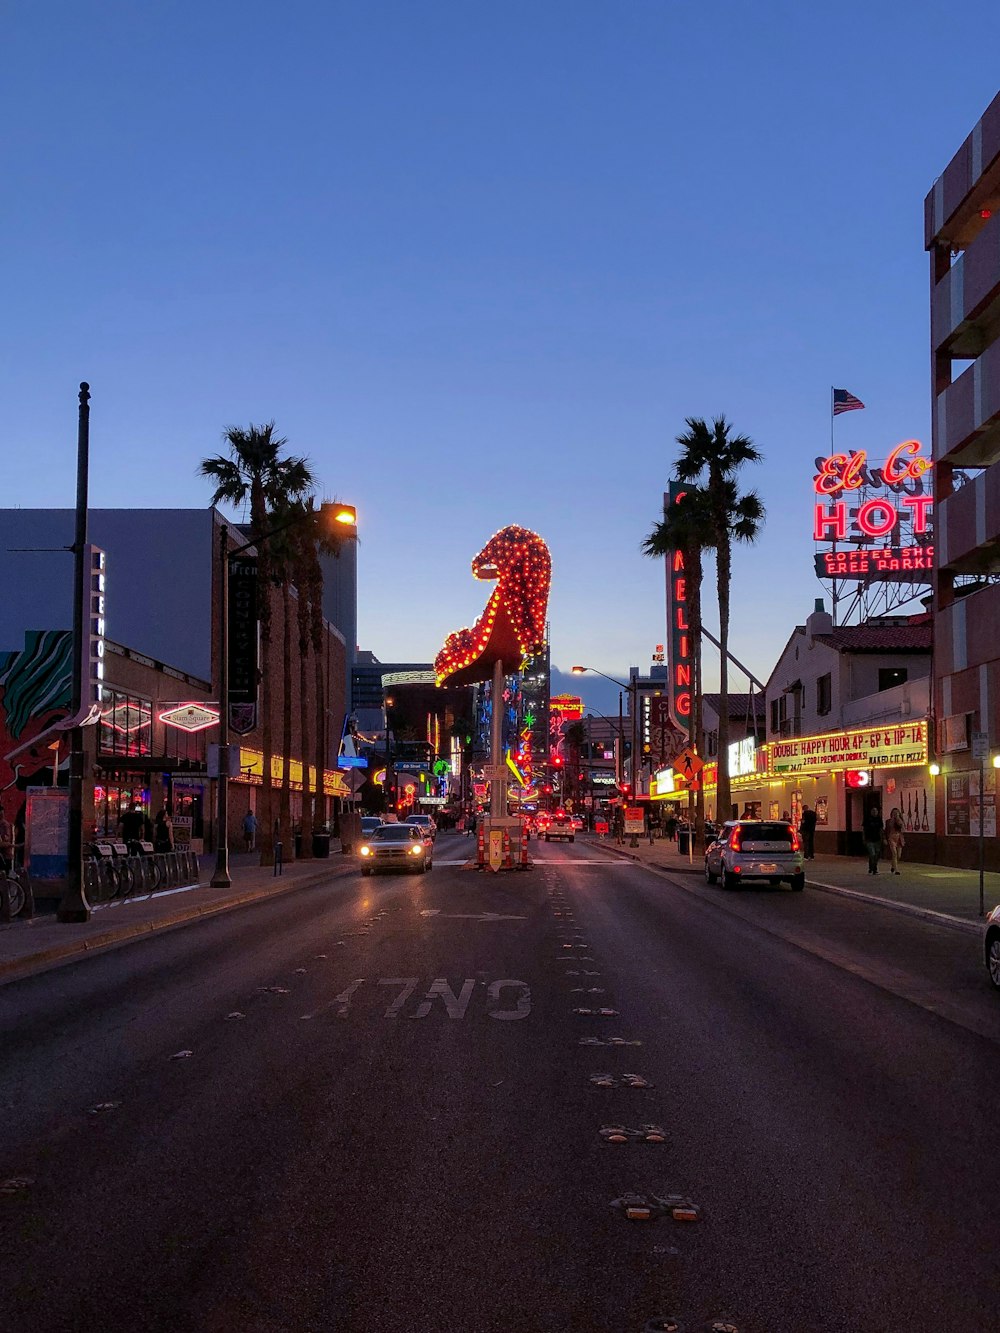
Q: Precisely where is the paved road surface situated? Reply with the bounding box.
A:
[2,832,998,1331]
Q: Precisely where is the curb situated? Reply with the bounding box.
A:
[588,839,980,934]
[804,878,981,936]
[0,861,352,986]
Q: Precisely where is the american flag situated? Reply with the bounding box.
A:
[833,388,865,415]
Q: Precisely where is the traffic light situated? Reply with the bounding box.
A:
[552,755,563,767]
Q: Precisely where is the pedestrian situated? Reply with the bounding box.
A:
[885,806,905,875]
[799,803,818,860]
[862,805,884,875]
[664,813,678,843]
[0,808,13,874]
[468,811,477,838]
[242,809,258,852]
[154,808,174,853]
[120,802,145,845]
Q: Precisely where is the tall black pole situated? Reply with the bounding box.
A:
[58,382,92,922]
[211,522,231,887]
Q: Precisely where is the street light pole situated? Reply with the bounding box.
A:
[58,382,93,923]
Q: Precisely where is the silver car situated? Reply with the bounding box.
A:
[705,819,805,891]
[984,905,1000,989]
[359,823,433,875]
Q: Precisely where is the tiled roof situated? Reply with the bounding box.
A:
[813,622,932,653]
[702,692,765,723]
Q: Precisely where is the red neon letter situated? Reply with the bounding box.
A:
[814,502,847,541]
[676,664,691,687]
[675,692,691,717]
[857,499,898,538]
[883,439,930,483]
[901,494,933,533]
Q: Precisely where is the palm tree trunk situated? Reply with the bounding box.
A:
[297,551,314,859]
[254,490,275,868]
[716,536,732,823]
[279,581,295,861]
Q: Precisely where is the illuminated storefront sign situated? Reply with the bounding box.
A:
[236,747,351,797]
[664,483,693,733]
[769,722,927,776]
[814,546,934,581]
[159,703,219,733]
[728,736,758,778]
[812,440,934,576]
[83,545,106,715]
[550,693,584,720]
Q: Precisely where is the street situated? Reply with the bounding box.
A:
[2,832,999,1332]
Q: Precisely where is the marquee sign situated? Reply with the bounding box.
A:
[550,693,584,720]
[159,703,219,733]
[664,483,694,734]
[769,721,927,776]
[812,439,933,580]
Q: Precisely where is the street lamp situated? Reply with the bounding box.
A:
[211,500,357,888]
[571,665,637,789]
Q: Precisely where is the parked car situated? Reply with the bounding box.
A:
[704,820,804,891]
[404,814,437,841]
[359,823,433,875]
[570,814,584,831]
[984,905,1000,989]
[544,810,575,843]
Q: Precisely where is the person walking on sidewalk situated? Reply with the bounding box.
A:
[885,807,905,875]
[862,805,884,875]
[799,803,817,860]
[242,810,258,852]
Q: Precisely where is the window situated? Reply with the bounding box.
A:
[99,691,152,758]
[878,667,907,692]
[770,697,785,734]
[816,673,832,716]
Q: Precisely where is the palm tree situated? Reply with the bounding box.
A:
[199,423,315,865]
[643,486,715,847]
[675,417,764,825]
[267,512,301,863]
[300,499,353,840]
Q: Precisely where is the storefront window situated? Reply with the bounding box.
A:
[99,691,153,758]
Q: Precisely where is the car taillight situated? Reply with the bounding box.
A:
[789,826,802,852]
[730,828,742,851]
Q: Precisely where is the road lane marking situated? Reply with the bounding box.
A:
[412,977,476,1019]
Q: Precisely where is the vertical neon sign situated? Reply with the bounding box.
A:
[665,483,692,736]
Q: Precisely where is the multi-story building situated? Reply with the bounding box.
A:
[925,90,1000,867]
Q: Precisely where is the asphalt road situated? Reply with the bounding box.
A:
[2,831,999,1332]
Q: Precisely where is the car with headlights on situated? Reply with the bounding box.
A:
[704,819,804,891]
[359,823,433,875]
[983,905,1000,990]
[543,810,575,843]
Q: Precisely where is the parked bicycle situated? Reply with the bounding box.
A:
[0,863,30,921]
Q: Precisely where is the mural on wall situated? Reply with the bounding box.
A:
[886,779,934,834]
[0,630,73,804]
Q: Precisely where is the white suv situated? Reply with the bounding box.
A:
[404,814,437,842]
[705,820,805,892]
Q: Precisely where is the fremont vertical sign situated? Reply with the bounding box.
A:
[664,482,693,735]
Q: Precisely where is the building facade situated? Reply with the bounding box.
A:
[925,89,1000,868]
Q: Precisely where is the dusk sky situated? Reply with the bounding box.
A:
[5,2,1000,716]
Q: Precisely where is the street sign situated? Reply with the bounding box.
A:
[671,748,704,781]
[972,731,989,761]
[483,764,508,781]
[344,770,367,795]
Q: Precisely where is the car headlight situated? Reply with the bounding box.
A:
[410,844,424,855]
[360,846,371,856]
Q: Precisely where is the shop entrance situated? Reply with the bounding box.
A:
[846,788,882,857]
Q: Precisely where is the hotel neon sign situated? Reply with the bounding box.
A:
[812,439,934,579]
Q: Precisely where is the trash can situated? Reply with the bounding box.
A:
[312,832,331,858]
[677,830,692,855]
[294,833,302,858]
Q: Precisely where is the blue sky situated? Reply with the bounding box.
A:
[5,1,999,717]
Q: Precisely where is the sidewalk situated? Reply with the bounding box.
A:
[592,835,1000,935]
[0,851,352,985]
